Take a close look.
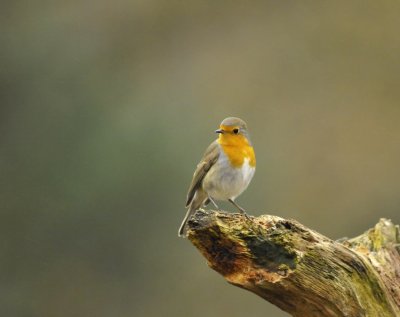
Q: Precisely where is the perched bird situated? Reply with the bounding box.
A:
[178,117,256,237]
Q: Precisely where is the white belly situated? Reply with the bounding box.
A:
[202,152,255,201]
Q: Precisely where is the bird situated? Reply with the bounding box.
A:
[178,117,256,237]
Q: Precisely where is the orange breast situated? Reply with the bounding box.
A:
[218,134,256,168]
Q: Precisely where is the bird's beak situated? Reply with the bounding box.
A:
[215,129,224,134]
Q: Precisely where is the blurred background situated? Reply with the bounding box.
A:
[1,1,400,316]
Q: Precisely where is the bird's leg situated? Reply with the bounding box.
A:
[208,196,221,210]
[228,199,250,219]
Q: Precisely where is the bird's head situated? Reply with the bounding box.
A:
[215,117,252,145]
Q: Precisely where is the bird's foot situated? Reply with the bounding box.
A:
[228,199,251,219]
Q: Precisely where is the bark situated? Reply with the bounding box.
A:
[186,210,400,317]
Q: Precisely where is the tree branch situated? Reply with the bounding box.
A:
[187,210,400,317]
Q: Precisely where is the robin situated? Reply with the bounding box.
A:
[178,117,256,237]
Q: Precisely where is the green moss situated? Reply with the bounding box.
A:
[230,225,298,271]
[348,266,394,317]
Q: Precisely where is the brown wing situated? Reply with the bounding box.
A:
[185,140,220,207]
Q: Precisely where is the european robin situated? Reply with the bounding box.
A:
[178,117,256,237]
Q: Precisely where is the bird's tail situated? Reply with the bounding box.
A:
[178,204,197,237]
[178,191,207,237]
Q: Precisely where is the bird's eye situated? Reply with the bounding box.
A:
[233,128,239,134]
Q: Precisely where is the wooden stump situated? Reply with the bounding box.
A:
[186,210,400,317]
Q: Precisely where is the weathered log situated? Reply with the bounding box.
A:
[187,210,400,317]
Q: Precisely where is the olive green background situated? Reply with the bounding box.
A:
[2,1,400,316]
